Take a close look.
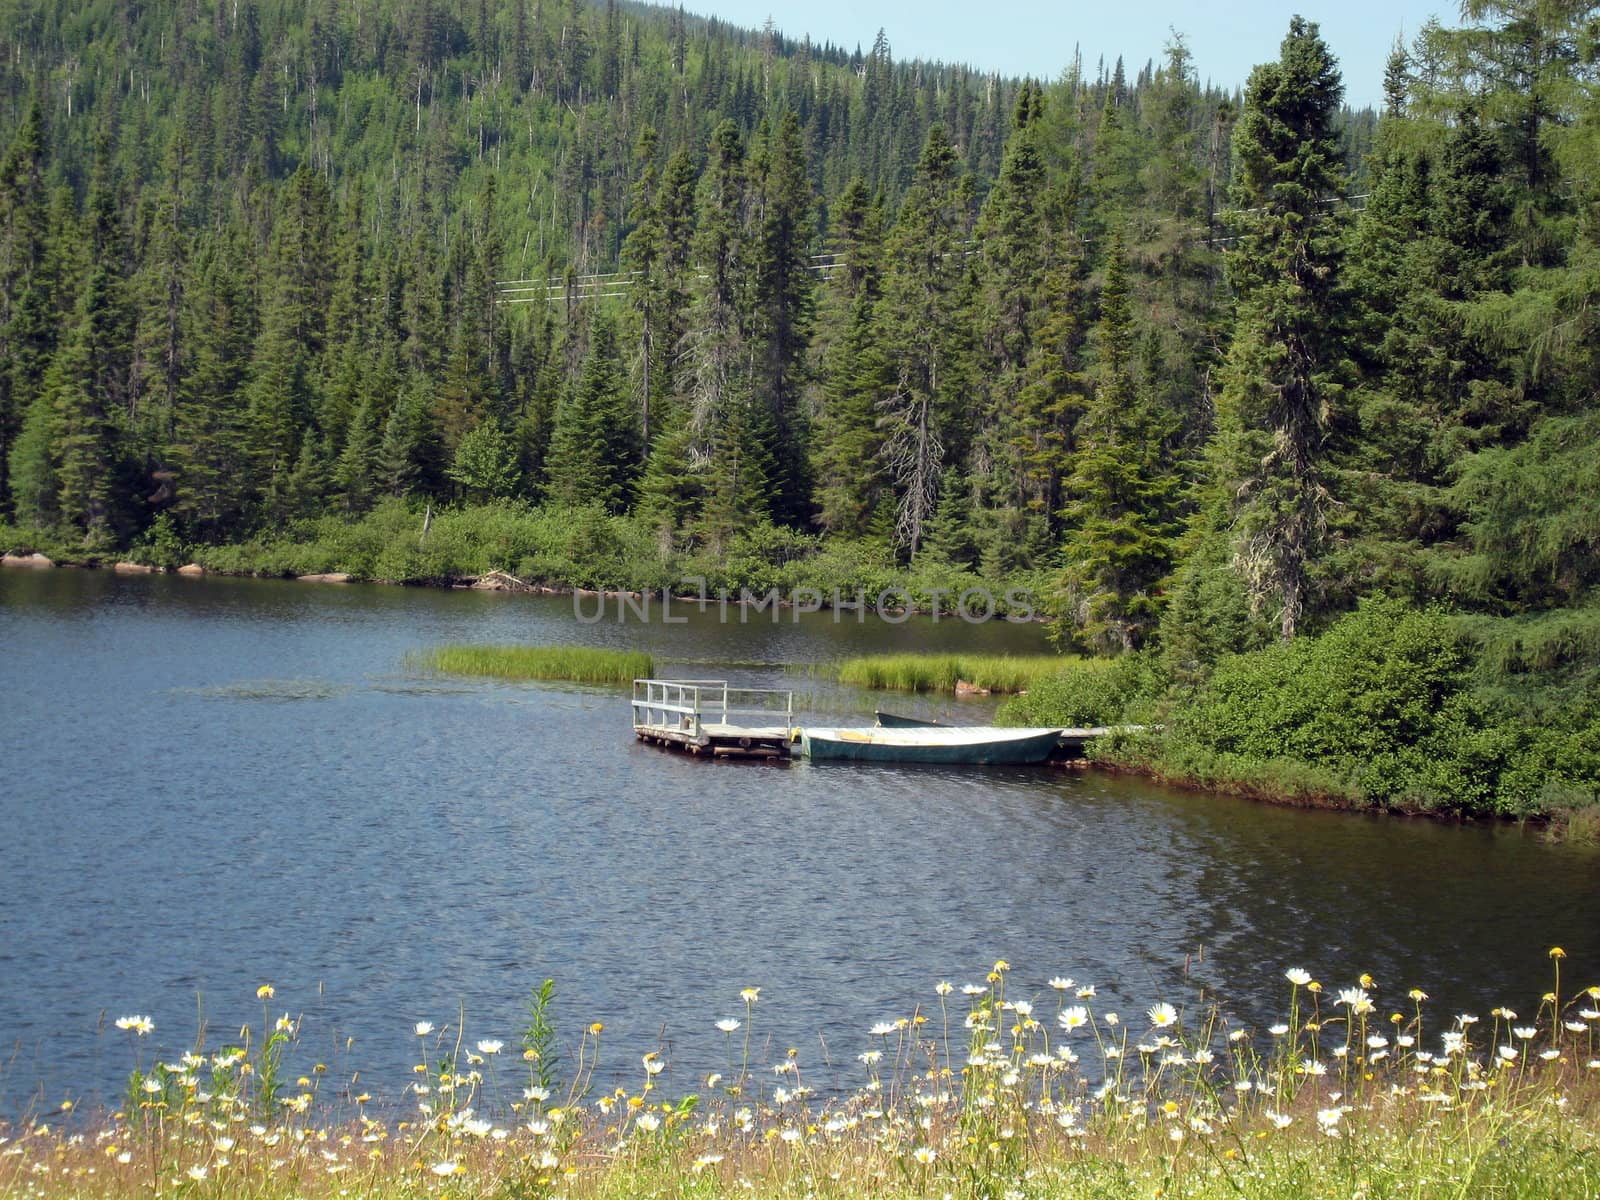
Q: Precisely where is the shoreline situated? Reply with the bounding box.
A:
[4,553,1594,840]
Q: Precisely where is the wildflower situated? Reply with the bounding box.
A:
[1012,1000,1033,1017]
[870,1022,898,1036]
[1300,1060,1328,1077]
[413,1022,435,1037]
[935,981,953,995]
[1550,947,1567,959]
[913,1146,936,1164]
[1336,988,1374,1015]
[476,1040,503,1055]
[1048,976,1074,991]
[1076,985,1096,998]
[635,1113,661,1133]
[643,1054,664,1076]
[1492,1007,1517,1020]
[589,1022,604,1034]
[1456,1014,1479,1027]
[740,987,761,1004]
[115,1016,154,1036]
[1268,1112,1293,1129]
[1148,1003,1178,1029]
[1513,1026,1537,1041]
[716,1018,741,1033]
[1580,1009,1600,1021]
[1285,968,1312,986]
[1366,1035,1389,1050]
[1441,1031,1465,1055]
[430,1160,460,1176]
[1409,988,1429,1002]
[694,1154,724,1171]
[256,985,275,1000]
[1059,1006,1089,1032]
[1316,1108,1343,1133]
[961,984,987,996]
[275,1014,296,1033]
[186,1166,208,1182]
[1498,1045,1518,1062]
[523,1085,550,1102]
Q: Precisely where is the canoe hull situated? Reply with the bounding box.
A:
[802,726,1064,765]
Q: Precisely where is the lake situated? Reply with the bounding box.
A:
[2,566,1598,1117]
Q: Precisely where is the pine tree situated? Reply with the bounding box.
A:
[1211,17,1350,641]
[50,139,136,542]
[0,98,53,517]
[876,125,976,559]
[544,311,638,512]
[746,110,816,526]
[168,236,257,540]
[1056,232,1182,653]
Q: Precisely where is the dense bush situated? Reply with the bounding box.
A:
[996,652,1163,727]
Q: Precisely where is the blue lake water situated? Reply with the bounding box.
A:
[3,567,1599,1117]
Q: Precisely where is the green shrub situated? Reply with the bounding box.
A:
[996,651,1164,727]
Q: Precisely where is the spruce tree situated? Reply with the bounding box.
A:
[811,179,889,537]
[1057,232,1181,653]
[1211,17,1350,641]
[544,311,638,512]
[747,110,816,526]
[876,125,976,560]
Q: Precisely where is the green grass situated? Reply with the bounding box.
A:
[411,644,652,684]
[835,652,1106,694]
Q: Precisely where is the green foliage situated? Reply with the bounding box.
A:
[522,978,561,1094]
[1155,599,1539,814]
[996,651,1163,727]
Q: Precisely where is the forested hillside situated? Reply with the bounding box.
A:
[2,0,1598,820]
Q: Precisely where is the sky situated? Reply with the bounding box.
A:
[687,0,1457,110]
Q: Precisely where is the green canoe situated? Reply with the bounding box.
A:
[800,725,1066,765]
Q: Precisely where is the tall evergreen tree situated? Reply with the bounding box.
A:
[544,310,638,512]
[746,110,816,526]
[1057,232,1182,652]
[876,125,976,559]
[1210,17,1350,641]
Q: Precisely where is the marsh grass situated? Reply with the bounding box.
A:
[410,645,652,685]
[834,653,1106,694]
[10,953,1600,1200]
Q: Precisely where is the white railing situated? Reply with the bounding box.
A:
[631,679,794,739]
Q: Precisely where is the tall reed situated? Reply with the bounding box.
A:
[411,644,652,684]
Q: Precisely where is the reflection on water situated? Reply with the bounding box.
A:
[2,567,1598,1114]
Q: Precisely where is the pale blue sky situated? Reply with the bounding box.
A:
[693,0,1455,110]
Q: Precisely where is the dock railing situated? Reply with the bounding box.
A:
[632,679,795,741]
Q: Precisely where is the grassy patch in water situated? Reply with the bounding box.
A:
[834,652,1106,694]
[412,644,652,684]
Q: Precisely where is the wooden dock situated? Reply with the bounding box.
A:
[632,679,797,760]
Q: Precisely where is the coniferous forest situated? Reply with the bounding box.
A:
[2,0,1599,823]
